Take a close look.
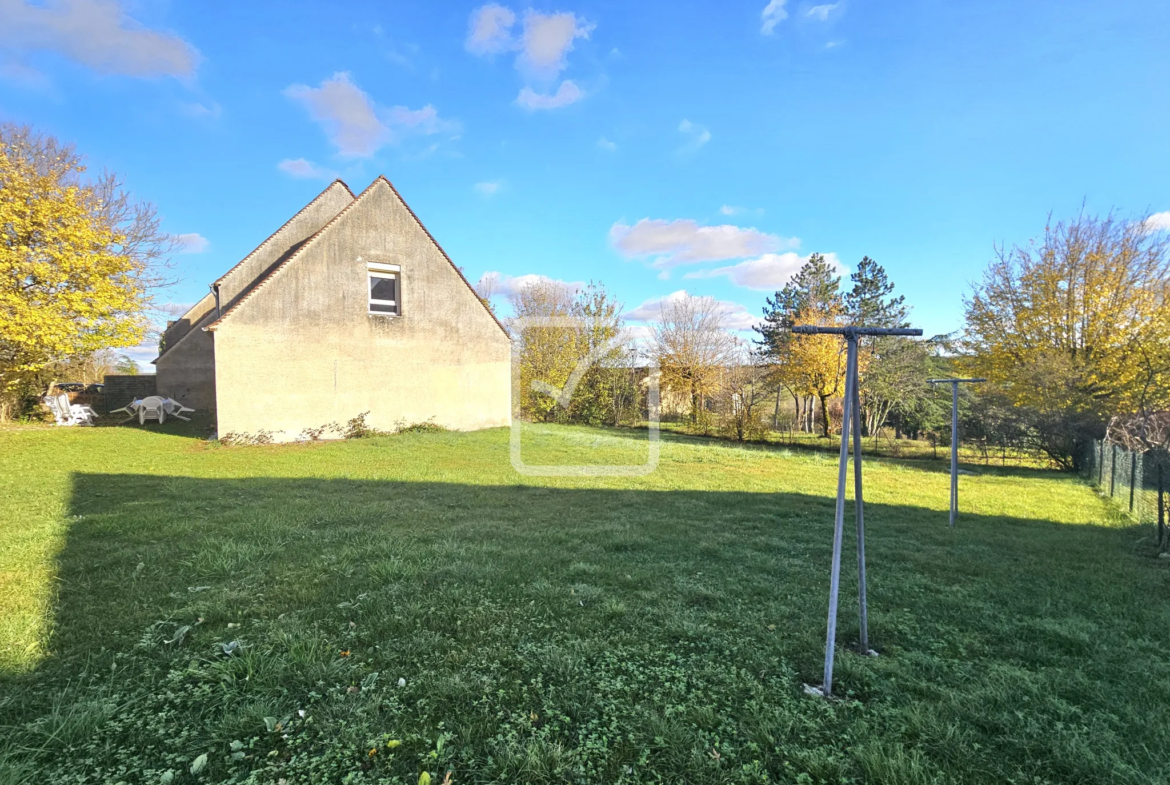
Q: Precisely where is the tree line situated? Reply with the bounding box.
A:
[508,207,1170,472]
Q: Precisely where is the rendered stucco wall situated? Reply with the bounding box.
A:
[154,181,355,419]
[216,182,354,312]
[212,179,511,439]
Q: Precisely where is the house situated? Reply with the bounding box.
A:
[155,176,512,440]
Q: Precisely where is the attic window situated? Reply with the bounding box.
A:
[367,262,400,316]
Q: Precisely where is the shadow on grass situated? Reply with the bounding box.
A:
[1,471,1168,782]
[91,411,216,440]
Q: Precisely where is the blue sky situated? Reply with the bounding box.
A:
[3,0,1170,366]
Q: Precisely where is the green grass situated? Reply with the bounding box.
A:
[0,422,1167,784]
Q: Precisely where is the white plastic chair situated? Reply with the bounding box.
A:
[43,394,96,426]
[137,396,167,425]
[109,398,143,423]
[66,395,98,425]
[43,395,73,425]
[161,398,195,421]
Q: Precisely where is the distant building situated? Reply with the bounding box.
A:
[155,177,511,439]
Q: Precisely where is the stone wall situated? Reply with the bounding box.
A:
[103,375,157,412]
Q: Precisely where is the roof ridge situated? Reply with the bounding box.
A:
[376,175,508,337]
[153,304,217,362]
[213,179,355,288]
[207,177,380,331]
[207,176,510,338]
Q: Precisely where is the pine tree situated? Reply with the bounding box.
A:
[843,257,917,436]
[845,256,907,327]
[754,253,842,352]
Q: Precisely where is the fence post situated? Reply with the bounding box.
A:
[1110,444,1118,497]
[1159,461,1165,550]
[1130,452,1138,513]
[1098,440,1104,485]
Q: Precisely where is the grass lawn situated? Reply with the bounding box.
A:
[1,423,1168,784]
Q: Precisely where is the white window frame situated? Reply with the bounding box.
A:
[367,262,401,316]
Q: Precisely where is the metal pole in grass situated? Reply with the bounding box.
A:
[1110,444,1118,498]
[1158,462,1165,550]
[1129,453,1138,513]
[793,324,922,698]
[1098,440,1105,486]
[927,378,986,526]
[848,341,871,656]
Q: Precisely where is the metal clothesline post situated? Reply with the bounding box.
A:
[849,341,869,656]
[793,324,922,698]
[927,378,986,526]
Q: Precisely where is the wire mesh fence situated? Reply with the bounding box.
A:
[1082,439,1168,547]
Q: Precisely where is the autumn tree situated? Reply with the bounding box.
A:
[509,280,638,424]
[756,253,843,431]
[1,125,173,410]
[566,284,637,426]
[716,338,770,441]
[653,294,736,432]
[509,279,583,422]
[785,303,855,437]
[964,210,1170,466]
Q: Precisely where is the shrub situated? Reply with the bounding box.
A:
[393,417,448,435]
[343,412,385,439]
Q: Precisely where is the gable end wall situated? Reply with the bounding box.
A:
[212,180,511,438]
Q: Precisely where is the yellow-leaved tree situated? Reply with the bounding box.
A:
[964,210,1170,465]
[0,124,173,411]
[786,304,866,437]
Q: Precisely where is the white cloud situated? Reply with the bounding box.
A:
[678,119,711,155]
[597,136,616,152]
[465,5,594,106]
[284,72,458,157]
[477,271,584,300]
[277,158,338,180]
[175,233,209,254]
[516,80,583,110]
[683,251,845,291]
[625,290,759,331]
[464,6,593,75]
[0,0,199,78]
[518,10,594,78]
[760,0,789,34]
[1145,212,1170,232]
[609,218,797,268]
[474,180,503,196]
[284,72,387,156]
[719,205,741,216]
[121,339,159,371]
[384,103,460,138]
[465,3,516,55]
[806,2,842,22]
